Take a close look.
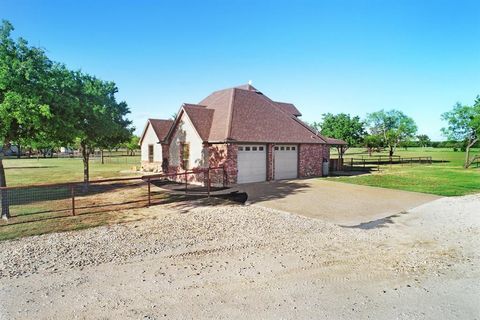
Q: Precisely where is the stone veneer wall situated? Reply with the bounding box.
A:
[141,161,162,172]
[298,144,325,177]
[141,143,171,173]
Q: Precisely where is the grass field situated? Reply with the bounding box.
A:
[3,156,141,187]
[328,147,480,196]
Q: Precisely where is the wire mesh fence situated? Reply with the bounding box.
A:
[0,166,227,226]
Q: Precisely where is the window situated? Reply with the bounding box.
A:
[292,146,296,151]
[259,146,264,151]
[286,146,290,150]
[252,146,257,151]
[238,146,244,151]
[180,143,190,170]
[245,146,251,151]
[274,146,279,150]
[148,145,154,163]
[280,146,285,150]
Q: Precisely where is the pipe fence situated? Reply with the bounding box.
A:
[344,156,433,171]
[0,166,226,225]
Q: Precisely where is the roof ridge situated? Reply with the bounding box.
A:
[226,88,236,140]
[183,103,207,108]
[258,93,325,142]
[148,118,172,122]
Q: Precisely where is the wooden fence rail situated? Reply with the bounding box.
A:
[345,156,433,171]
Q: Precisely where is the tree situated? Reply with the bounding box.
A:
[0,20,65,219]
[124,135,140,156]
[0,20,133,218]
[312,113,366,160]
[366,109,417,157]
[364,134,383,156]
[70,72,133,184]
[441,98,480,168]
[416,134,431,148]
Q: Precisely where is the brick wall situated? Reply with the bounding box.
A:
[208,143,238,185]
[298,144,325,177]
[266,143,274,181]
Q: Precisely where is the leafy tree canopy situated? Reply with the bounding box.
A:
[416,134,431,148]
[441,97,480,168]
[0,20,133,218]
[313,113,366,148]
[366,109,417,156]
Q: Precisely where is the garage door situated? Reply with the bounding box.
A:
[237,145,267,184]
[274,145,298,180]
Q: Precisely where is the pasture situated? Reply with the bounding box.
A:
[3,155,141,187]
[330,147,480,196]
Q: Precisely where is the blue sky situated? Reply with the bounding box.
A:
[2,0,479,140]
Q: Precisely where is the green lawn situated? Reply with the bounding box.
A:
[3,156,141,187]
[328,147,480,196]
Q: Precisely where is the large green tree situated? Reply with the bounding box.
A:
[416,134,431,148]
[363,134,384,156]
[441,98,480,168]
[312,113,366,158]
[123,135,140,156]
[366,109,417,157]
[70,72,133,184]
[0,20,69,219]
[0,20,133,218]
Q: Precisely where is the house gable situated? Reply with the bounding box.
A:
[140,122,163,163]
[168,109,207,169]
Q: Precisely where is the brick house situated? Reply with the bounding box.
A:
[140,84,346,184]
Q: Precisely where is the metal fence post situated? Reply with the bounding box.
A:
[185,171,188,194]
[147,177,151,207]
[71,184,75,216]
[207,168,211,198]
[223,165,227,187]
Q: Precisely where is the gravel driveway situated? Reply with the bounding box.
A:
[0,194,479,319]
[237,179,440,225]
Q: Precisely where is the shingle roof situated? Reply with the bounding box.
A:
[274,101,302,117]
[148,119,174,142]
[182,104,214,141]
[195,85,325,144]
[323,137,348,145]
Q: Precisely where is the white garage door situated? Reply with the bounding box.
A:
[274,145,298,180]
[237,145,267,184]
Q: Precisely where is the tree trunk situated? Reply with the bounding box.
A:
[389,146,394,157]
[464,138,479,168]
[81,142,90,189]
[101,149,104,165]
[17,144,21,159]
[0,149,10,220]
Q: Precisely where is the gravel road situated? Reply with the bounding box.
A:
[0,195,479,319]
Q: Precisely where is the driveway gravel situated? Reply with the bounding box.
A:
[238,179,440,225]
[0,195,479,319]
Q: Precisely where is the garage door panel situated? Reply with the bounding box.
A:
[237,145,266,184]
[274,145,298,180]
